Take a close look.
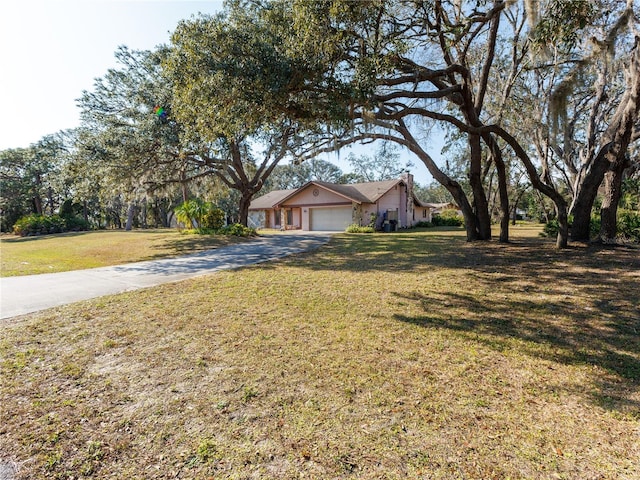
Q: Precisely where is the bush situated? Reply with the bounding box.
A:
[13,214,65,236]
[541,211,640,242]
[217,223,256,237]
[413,221,434,228]
[541,218,562,238]
[65,215,91,232]
[201,207,225,230]
[432,209,464,227]
[619,210,640,242]
[346,224,375,233]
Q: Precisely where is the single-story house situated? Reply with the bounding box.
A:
[248,173,435,231]
[424,202,463,217]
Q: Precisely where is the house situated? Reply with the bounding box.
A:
[424,202,462,217]
[249,173,435,231]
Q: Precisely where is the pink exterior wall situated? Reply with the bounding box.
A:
[281,186,352,230]
[253,180,427,231]
[282,186,352,207]
[376,184,409,227]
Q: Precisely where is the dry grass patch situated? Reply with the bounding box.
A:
[0,229,249,276]
[1,226,639,479]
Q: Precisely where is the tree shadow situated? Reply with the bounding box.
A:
[389,253,639,414]
[150,234,251,257]
[300,231,640,414]
[0,231,94,243]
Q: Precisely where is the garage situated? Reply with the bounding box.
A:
[310,207,353,231]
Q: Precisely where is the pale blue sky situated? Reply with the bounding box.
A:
[1,0,224,150]
[1,0,435,184]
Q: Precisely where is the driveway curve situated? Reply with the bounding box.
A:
[0,232,333,320]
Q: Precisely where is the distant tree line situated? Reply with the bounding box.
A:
[1,0,638,247]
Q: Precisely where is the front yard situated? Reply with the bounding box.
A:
[1,226,638,479]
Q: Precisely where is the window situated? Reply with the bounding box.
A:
[423,209,428,218]
[387,209,398,221]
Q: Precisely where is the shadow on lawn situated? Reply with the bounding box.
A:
[306,232,640,414]
[393,289,639,413]
[151,233,247,256]
[0,230,93,243]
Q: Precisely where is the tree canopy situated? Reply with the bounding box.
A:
[2,0,638,246]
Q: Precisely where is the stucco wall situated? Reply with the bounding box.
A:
[283,186,352,230]
[376,184,407,227]
[282,186,352,208]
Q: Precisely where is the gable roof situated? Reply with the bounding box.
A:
[313,179,402,204]
[424,202,459,209]
[249,177,445,211]
[250,179,406,209]
[248,189,292,210]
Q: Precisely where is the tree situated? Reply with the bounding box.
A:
[525,0,640,242]
[263,158,345,192]
[0,148,34,231]
[273,0,640,248]
[75,46,205,230]
[347,144,414,182]
[166,3,319,226]
[279,0,532,243]
[0,135,66,231]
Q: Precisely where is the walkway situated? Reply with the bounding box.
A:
[0,232,333,320]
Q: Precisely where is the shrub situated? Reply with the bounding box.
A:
[13,214,64,236]
[65,215,91,232]
[619,210,640,242]
[217,223,256,237]
[201,207,225,230]
[346,224,375,233]
[432,209,464,227]
[12,213,90,237]
[541,211,640,242]
[541,218,562,238]
[413,221,434,228]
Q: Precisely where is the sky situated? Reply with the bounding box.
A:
[1,0,436,185]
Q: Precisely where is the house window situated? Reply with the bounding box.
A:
[387,209,398,221]
[274,209,281,226]
[423,209,428,218]
[286,209,293,225]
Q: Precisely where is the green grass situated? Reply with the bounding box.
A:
[0,229,249,276]
[1,225,639,479]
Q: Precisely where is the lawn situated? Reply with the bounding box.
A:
[1,226,638,479]
[0,229,249,276]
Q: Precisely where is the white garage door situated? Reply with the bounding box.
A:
[310,207,353,231]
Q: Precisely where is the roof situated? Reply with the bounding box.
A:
[310,179,402,204]
[424,202,459,209]
[250,179,405,210]
[249,177,440,210]
[248,189,292,210]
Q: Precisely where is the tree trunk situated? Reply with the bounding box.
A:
[600,159,629,241]
[141,199,148,229]
[457,194,479,242]
[572,41,640,240]
[485,134,509,242]
[125,203,135,231]
[488,124,569,247]
[238,195,252,227]
[556,206,569,249]
[47,187,55,215]
[570,156,609,241]
[469,134,491,240]
[396,121,479,241]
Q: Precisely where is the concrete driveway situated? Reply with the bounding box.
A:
[0,232,333,320]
